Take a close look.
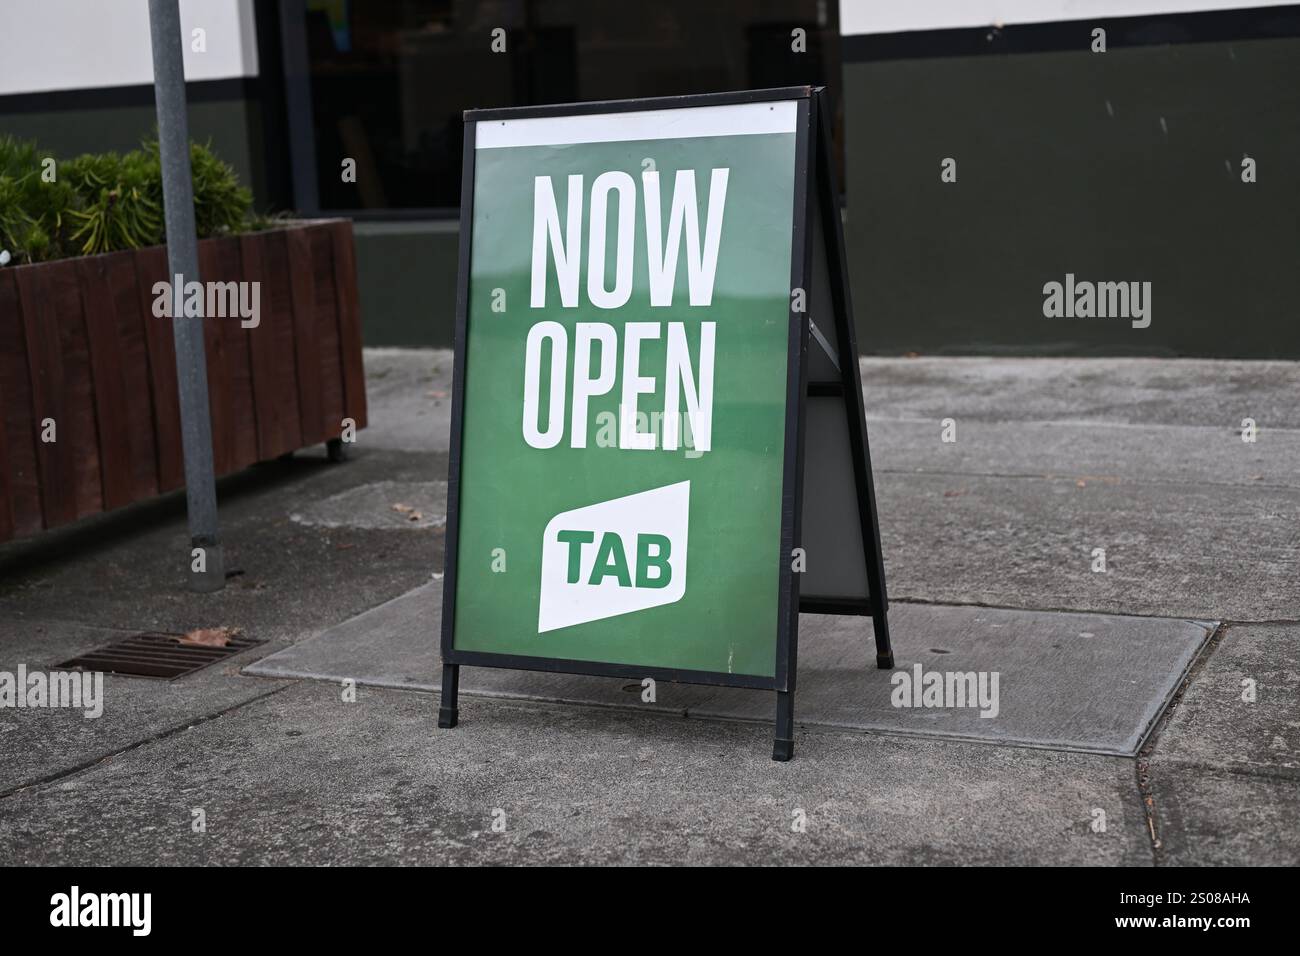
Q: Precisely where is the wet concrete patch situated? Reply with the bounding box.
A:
[246,582,1213,756]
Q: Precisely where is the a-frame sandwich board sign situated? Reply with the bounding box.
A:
[439,86,892,761]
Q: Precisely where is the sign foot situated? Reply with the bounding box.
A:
[438,663,460,729]
[773,690,795,761]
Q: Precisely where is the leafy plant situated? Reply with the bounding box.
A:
[178,139,253,238]
[64,149,164,255]
[0,135,260,265]
[0,136,79,262]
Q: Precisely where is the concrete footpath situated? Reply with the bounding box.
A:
[0,352,1296,865]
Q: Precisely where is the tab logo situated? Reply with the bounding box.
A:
[539,481,689,632]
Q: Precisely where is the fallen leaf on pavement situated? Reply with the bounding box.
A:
[179,626,241,648]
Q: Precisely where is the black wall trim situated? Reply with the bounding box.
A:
[0,77,261,114]
[278,0,319,219]
[842,4,1300,61]
[251,0,293,212]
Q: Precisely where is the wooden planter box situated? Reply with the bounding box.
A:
[0,218,367,543]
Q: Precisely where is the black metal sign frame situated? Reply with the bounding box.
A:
[438,86,892,760]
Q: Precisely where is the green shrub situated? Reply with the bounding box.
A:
[180,139,253,239]
[63,149,165,255]
[0,137,80,262]
[0,135,259,264]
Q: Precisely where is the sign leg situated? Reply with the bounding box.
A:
[871,602,895,670]
[772,691,795,761]
[859,444,895,669]
[438,663,460,728]
[863,533,894,668]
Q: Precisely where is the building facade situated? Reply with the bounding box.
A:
[2,0,1297,357]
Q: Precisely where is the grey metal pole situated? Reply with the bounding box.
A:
[148,0,224,592]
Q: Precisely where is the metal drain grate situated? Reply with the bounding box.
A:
[56,631,265,680]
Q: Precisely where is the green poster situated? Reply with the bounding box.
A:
[450,99,799,678]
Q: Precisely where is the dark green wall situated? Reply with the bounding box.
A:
[841,36,1300,358]
[356,35,1300,356]
[352,220,460,347]
[1,98,268,209]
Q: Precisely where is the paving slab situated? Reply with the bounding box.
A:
[1143,623,1300,866]
[1153,623,1300,777]
[1150,765,1300,866]
[290,480,448,530]
[355,351,1300,451]
[0,681,1151,866]
[0,447,440,639]
[873,471,1299,621]
[865,419,1300,490]
[358,348,453,453]
[857,357,1300,429]
[246,582,1212,756]
[0,618,287,794]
